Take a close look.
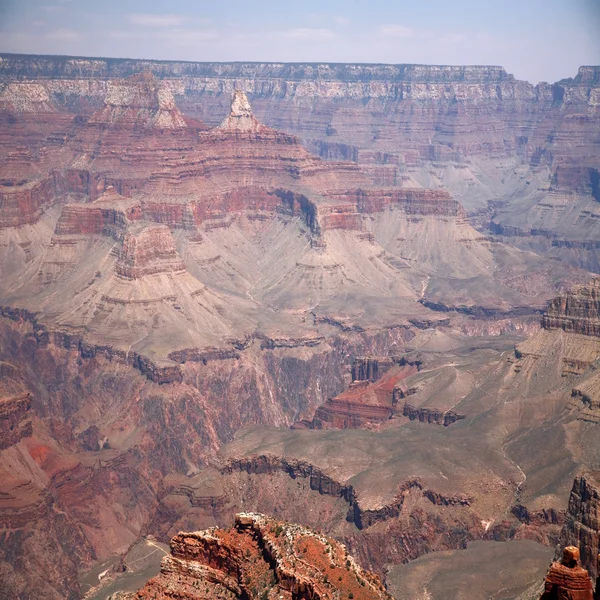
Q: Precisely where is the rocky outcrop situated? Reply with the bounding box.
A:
[0,392,32,449]
[0,81,56,113]
[542,278,600,337]
[300,357,421,429]
[87,73,188,130]
[558,473,600,581]
[0,306,184,383]
[341,188,464,217]
[218,90,267,133]
[352,357,389,382]
[222,455,471,530]
[402,403,466,426]
[133,513,393,599]
[54,188,142,238]
[116,224,185,279]
[0,177,55,228]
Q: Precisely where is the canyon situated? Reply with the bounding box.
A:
[0,54,599,600]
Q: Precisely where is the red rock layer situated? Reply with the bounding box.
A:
[541,278,600,337]
[302,358,419,429]
[134,513,393,600]
[54,187,142,238]
[116,224,186,279]
[0,176,55,227]
[329,188,464,217]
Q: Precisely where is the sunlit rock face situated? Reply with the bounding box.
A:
[131,513,393,600]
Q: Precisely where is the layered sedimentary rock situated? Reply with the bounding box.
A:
[0,177,55,227]
[54,187,142,238]
[1,56,594,164]
[133,513,392,600]
[299,358,420,429]
[542,278,600,337]
[0,76,581,373]
[518,278,600,362]
[5,54,599,269]
[558,473,600,582]
[116,224,186,279]
[0,81,57,113]
[87,72,188,130]
[1,57,600,600]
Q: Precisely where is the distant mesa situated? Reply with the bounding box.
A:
[0,81,56,113]
[516,277,600,421]
[88,72,188,130]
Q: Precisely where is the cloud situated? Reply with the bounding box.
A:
[439,33,465,44]
[45,28,84,41]
[158,28,220,46]
[110,27,219,47]
[128,14,185,27]
[379,24,413,38]
[272,28,337,41]
[333,15,350,26]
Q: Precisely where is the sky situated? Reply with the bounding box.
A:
[0,0,599,83]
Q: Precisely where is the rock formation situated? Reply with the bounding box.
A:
[218,89,268,133]
[131,513,392,600]
[1,56,600,600]
[539,546,593,600]
[542,278,600,337]
[116,223,186,279]
[0,392,32,449]
[516,279,600,419]
[558,474,600,582]
[87,73,188,130]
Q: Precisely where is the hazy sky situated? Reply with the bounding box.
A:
[1,0,598,83]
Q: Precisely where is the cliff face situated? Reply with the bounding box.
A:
[516,278,600,423]
[0,392,32,449]
[298,357,422,430]
[116,223,186,279]
[558,474,600,581]
[133,513,392,600]
[5,54,599,269]
[542,278,600,337]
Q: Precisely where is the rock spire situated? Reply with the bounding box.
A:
[218,90,265,132]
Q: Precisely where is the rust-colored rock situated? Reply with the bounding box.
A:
[133,513,393,599]
[116,223,186,279]
[540,546,593,600]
